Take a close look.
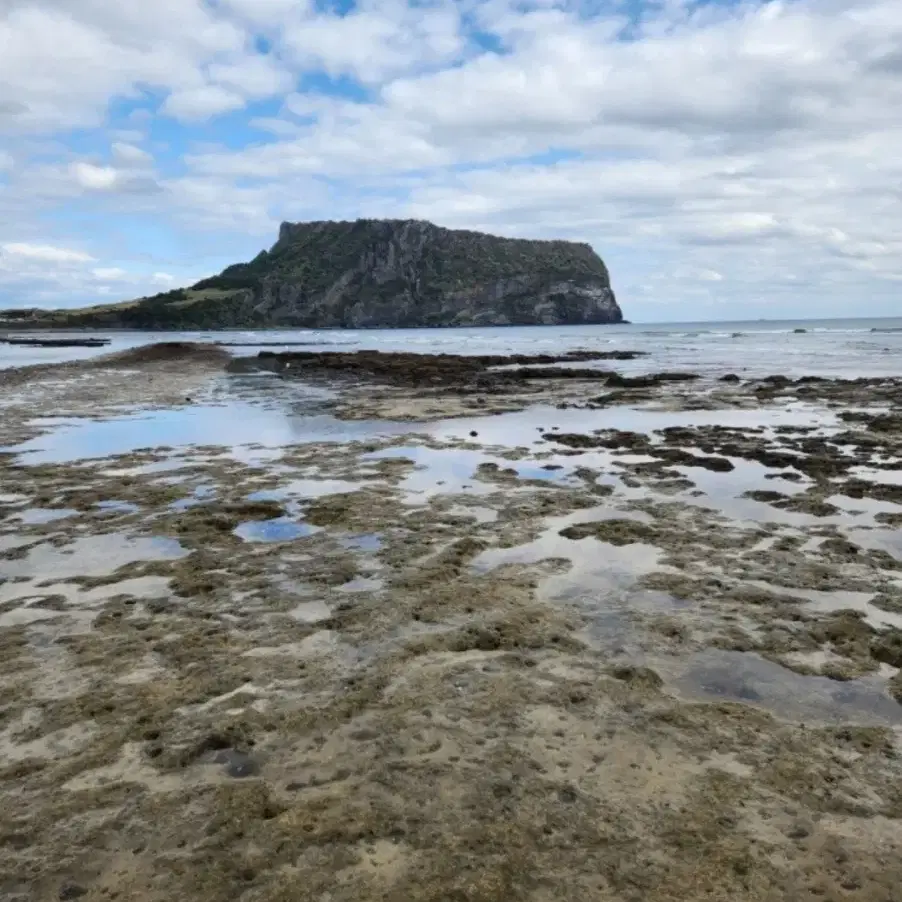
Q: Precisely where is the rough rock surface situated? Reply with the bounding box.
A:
[239,219,622,328]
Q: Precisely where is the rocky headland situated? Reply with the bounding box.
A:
[0,220,622,331]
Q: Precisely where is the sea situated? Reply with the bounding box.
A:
[3,316,902,379]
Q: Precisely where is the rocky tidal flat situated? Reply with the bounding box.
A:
[2,343,902,901]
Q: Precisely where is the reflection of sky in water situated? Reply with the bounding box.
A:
[827,493,902,517]
[2,533,187,579]
[337,576,385,593]
[170,485,217,511]
[426,402,836,448]
[339,533,382,551]
[474,530,661,599]
[472,503,660,603]
[364,445,572,501]
[846,528,902,565]
[9,403,410,464]
[234,517,320,543]
[247,479,363,502]
[847,467,902,487]
[663,649,902,725]
[7,508,76,525]
[95,500,140,514]
[743,579,902,631]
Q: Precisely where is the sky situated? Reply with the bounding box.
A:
[0,0,900,322]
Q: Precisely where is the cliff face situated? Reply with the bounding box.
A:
[6,220,622,330]
[242,219,621,328]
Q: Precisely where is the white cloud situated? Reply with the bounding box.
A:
[162,85,246,121]
[112,142,152,166]
[0,236,214,309]
[92,266,128,280]
[281,2,464,83]
[0,2,253,131]
[1,242,94,263]
[71,162,120,191]
[207,56,294,99]
[218,0,312,27]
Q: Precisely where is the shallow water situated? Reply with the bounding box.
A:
[95,500,141,515]
[662,649,902,725]
[2,533,187,580]
[0,575,175,628]
[247,478,365,502]
[472,513,661,602]
[7,508,77,525]
[339,532,383,552]
[7,400,411,465]
[234,517,320,543]
[6,316,902,379]
[745,580,902,631]
[429,402,836,449]
[364,444,573,502]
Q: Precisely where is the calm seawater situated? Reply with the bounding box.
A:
[3,317,902,379]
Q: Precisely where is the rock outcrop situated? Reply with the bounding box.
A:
[4,219,623,330]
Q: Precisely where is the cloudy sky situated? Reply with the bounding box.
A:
[0,0,899,322]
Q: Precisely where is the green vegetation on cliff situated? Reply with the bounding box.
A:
[1,219,621,330]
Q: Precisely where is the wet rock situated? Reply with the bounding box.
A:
[872,593,902,614]
[243,349,645,391]
[543,430,650,452]
[58,884,87,901]
[170,500,285,540]
[144,598,175,615]
[819,538,860,559]
[889,672,902,704]
[871,631,902,669]
[786,821,812,840]
[841,478,902,505]
[161,728,256,770]
[742,490,787,504]
[609,665,663,690]
[810,613,874,661]
[560,519,656,546]
[557,785,578,803]
[765,471,804,482]
[720,373,741,382]
[773,495,840,517]
[654,448,734,472]
[606,371,700,389]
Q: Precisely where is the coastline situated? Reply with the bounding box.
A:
[2,344,902,900]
